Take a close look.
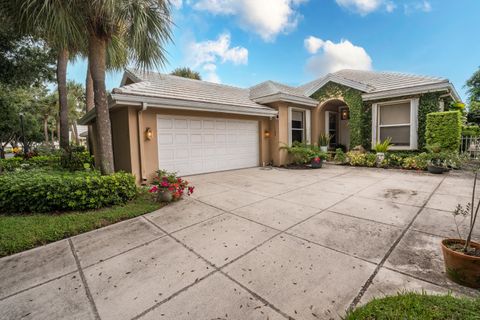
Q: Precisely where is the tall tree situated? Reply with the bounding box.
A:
[82,0,172,174]
[171,67,201,80]
[2,0,85,150]
[466,67,480,104]
[66,81,86,145]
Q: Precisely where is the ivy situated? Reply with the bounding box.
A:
[310,82,443,150]
[311,82,367,149]
[418,92,442,149]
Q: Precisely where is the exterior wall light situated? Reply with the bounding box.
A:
[264,130,271,138]
[145,127,153,141]
[341,108,349,120]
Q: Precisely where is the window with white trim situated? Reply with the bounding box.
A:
[378,101,411,146]
[291,110,305,143]
[372,98,418,150]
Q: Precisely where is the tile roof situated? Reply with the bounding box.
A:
[114,69,275,113]
[299,69,452,97]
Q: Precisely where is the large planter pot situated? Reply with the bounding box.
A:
[311,158,323,169]
[427,165,445,174]
[441,239,480,288]
[320,146,328,153]
[156,190,173,203]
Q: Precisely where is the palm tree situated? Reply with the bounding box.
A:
[38,93,58,144]
[81,0,172,174]
[171,67,202,80]
[2,0,84,150]
[66,81,86,145]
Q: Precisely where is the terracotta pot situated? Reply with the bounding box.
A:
[427,165,445,174]
[441,239,480,288]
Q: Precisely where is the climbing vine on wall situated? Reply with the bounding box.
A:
[418,92,442,149]
[311,82,368,149]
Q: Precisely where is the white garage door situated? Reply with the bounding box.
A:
[157,115,259,176]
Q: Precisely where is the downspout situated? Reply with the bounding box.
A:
[138,103,148,185]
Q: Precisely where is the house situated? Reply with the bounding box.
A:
[79,69,460,183]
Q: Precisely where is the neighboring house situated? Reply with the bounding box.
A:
[80,69,460,182]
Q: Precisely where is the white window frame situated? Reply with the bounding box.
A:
[288,107,311,145]
[371,98,418,150]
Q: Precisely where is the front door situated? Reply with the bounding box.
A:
[325,111,338,148]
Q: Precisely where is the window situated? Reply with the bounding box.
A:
[291,110,305,143]
[372,99,418,150]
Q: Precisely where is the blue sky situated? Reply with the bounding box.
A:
[67,0,479,100]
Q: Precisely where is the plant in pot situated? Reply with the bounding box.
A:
[426,144,449,174]
[318,133,331,152]
[441,172,480,288]
[373,137,393,167]
[310,149,327,169]
[149,170,194,203]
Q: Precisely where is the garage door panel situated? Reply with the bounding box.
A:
[203,134,215,144]
[174,119,188,129]
[158,133,174,145]
[158,115,259,176]
[190,134,202,144]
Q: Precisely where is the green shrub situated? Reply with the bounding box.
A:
[0,155,60,172]
[0,170,137,213]
[60,150,94,171]
[280,142,326,165]
[402,153,430,170]
[346,152,376,167]
[426,111,462,152]
[462,125,480,137]
[334,148,347,163]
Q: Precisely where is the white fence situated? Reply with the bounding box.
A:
[460,136,480,159]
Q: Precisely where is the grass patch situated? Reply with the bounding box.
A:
[0,190,163,257]
[345,292,480,320]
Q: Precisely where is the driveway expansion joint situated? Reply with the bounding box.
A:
[140,215,294,320]
[68,238,101,320]
[347,175,447,310]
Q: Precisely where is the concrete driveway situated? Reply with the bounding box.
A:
[1,165,479,320]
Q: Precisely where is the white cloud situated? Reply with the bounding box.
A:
[305,38,372,76]
[304,36,324,54]
[187,33,248,83]
[385,1,396,12]
[193,0,307,41]
[404,1,432,14]
[335,0,384,15]
[170,0,183,9]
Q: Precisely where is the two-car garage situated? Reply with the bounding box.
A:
[157,115,260,176]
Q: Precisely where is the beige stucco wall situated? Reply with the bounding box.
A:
[111,106,275,183]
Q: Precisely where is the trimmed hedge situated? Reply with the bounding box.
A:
[0,155,60,172]
[426,111,462,152]
[0,171,137,213]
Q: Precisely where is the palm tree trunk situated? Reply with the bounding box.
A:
[43,116,49,144]
[57,48,70,150]
[86,65,95,155]
[89,35,114,174]
[71,123,79,145]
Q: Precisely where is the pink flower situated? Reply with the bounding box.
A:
[149,185,158,193]
[160,181,169,187]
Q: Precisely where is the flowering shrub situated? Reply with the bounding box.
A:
[149,170,194,202]
[346,152,376,167]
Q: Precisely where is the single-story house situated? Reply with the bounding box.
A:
[80,69,460,183]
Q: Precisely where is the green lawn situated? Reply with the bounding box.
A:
[345,292,480,320]
[0,191,163,257]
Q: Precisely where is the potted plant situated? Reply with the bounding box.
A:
[426,144,448,174]
[318,133,331,152]
[374,137,392,166]
[149,170,194,203]
[310,150,327,168]
[441,172,480,288]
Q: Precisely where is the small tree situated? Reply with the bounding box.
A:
[465,67,480,103]
[453,172,480,254]
[170,67,201,80]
